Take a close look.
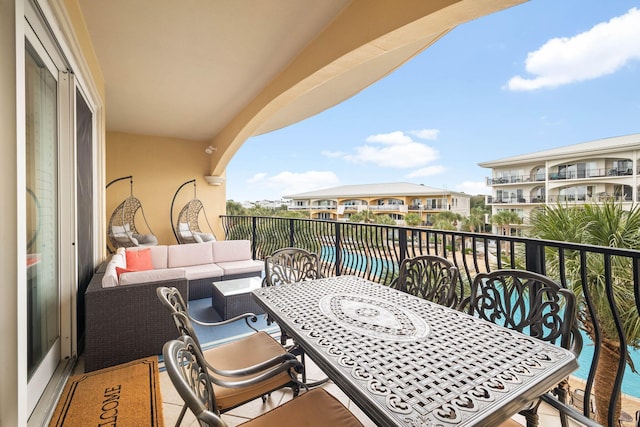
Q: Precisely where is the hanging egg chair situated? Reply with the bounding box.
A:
[171,179,217,244]
[107,176,158,251]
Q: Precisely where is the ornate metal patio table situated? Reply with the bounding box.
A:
[252,275,578,427]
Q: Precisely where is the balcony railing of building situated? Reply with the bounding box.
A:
[487,195,546,204]
[487,168,637,186]
[368,204,409,213]
[487,175,546,185]
[288,205,337,210]
[549,168,634,180]
[221,215,640,427]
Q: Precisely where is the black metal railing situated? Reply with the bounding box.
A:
[221,215,640,426]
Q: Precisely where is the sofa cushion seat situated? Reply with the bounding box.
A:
[182,263,224,281]
[216,259,263,277]
[119,268,186,286]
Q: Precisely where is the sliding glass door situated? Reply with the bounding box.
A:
[25,36,63,416]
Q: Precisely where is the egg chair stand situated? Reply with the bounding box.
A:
[107,176,158,252]
[171,179,216,244]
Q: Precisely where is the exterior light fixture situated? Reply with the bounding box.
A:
[205,145,216,155]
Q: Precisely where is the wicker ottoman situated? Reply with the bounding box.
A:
[211,277,264,319]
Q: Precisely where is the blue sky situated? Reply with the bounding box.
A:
[227,0,640,202]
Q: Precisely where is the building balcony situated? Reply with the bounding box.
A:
[368,205,408,213]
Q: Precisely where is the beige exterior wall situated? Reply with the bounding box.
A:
[106,132,226,244]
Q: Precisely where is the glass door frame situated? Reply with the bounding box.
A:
[24,0,76,417]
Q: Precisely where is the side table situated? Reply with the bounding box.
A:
[211,277,264,320]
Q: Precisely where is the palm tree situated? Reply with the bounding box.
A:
[404,212,422,227]
[432,211,461,230]
[461,207,486,232]
[529,202,640,425]
[491,210,521,235]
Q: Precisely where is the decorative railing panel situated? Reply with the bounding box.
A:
[220,215,640,427]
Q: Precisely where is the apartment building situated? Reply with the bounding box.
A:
[285,182,470,225]
[479,134,640,233]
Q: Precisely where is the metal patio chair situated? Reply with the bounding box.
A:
[465,269,582,427]
[163,336,364,427]
[262,247,327,385]
[263,247,323,287]
[156,287,303,426]
[390,254,461,308]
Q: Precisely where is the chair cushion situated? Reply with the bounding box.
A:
[203,331,293,410]
[240,388,363,426]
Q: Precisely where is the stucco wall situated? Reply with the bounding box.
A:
[106,131,226,245]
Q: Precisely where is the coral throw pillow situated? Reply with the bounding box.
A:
[115,267,135,279]
[125,248,154,271]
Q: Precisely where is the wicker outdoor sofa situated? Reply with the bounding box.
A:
[84,240,263,371]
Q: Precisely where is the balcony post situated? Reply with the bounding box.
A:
[335,224,342,276]
[525,240,545,275]
[289,219,295,247]
[251,216,257,259]
[399,229,408,264]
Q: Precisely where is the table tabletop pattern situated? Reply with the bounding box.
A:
[252,275,577,427]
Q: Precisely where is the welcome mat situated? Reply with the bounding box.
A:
[49,357,164,427]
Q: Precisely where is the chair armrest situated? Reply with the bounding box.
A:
[208,359,304,390]
[189,312,259,332]
[208,353,301,378]
[540,393,602,427]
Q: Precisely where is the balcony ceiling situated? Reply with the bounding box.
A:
[76,0,525,150]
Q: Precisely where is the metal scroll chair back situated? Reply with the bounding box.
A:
[390,255,461,308]
[156,286,204,349]
[163,337,225,427]
[467,269,581,427]
[263,247,323,287]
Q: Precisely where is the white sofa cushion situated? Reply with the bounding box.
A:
[216,260,263,277]
[168,242,214,268]
[182,264,224,280]
[126,245,168,269]
[119,268,186,286]
[212,240,252,263]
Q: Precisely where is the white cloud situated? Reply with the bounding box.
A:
[343,131,439,168]
[247,172,267,183]
[455,181,491,195]
[365,131,414,145]
[507,7,640,91]
[252,171,340,197]
[409,129,440,140]
[321,150,347,158]
[406,166,446,178]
